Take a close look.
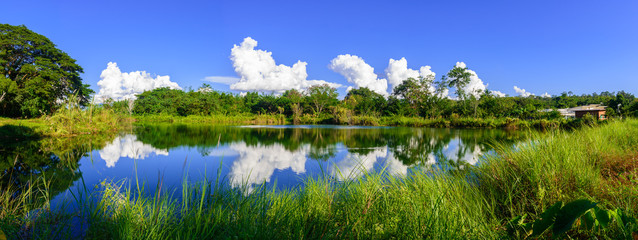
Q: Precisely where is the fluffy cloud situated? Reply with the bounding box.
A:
[99,135,169,168]
[491,90,506,97]
[513,86,534,97]
[451,62,487,99]
[95,62,181,103]
[541,92,551,98]
[385,57,437,94]
[230,37,340,94]
[329,54,388,96]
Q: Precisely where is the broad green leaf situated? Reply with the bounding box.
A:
[609,210,624,230]
[582,210,596,230]
[594,207,610,228]
[553,199,597,236]
[531,201,562,237]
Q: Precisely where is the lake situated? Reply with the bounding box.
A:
[0,124,527,208]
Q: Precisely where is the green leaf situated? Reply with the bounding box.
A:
[531,201,562,237]
[594,207,610,228]
[609,210,624,230]
[553,199,597,236]
[581,210,596,230]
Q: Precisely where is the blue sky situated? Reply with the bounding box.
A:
[2,0,637,99]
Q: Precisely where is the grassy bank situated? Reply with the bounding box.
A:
[1,119,636,239]
[0,106,131,140]
[134,113,586,130]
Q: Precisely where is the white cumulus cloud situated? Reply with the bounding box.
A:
[491,90,506,97]
[329,54,388,96]
[385,57,437,94]
[230,37,340,94]
[95,62,181,103]
[541,92,551,98]
[514,86,535,97]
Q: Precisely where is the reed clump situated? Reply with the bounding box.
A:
[46,95,132,136]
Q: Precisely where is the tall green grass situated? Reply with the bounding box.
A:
[66,171,496,239]
[0,95,132,138]
[1,119,637,239]
[477,119,638,218]
[46,95,132,136]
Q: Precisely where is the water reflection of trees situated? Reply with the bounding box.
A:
[0,125,116,212]
[388,128,523,169]
[134,124,526,168]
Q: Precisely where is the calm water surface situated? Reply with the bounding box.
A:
[1,124,528,208]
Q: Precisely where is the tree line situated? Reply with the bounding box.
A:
[122,81,638,121]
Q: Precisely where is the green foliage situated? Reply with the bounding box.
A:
[508,199,637,238]
[345,87,386,116]
[392,76,444,118]
[133,87,243,116]
[0,24,92,118]
[627,99,638,117]
[445,65,472,101]
[305,84,338,116]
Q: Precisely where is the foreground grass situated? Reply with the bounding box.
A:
[1,120,637,239]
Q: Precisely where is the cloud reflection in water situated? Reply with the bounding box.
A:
[99,135,169,168]
[228,143,308,190]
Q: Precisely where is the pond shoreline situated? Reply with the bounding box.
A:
[1,111,600,142]
[134,114,591,130]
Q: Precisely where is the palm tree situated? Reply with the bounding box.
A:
[445,66,472,101]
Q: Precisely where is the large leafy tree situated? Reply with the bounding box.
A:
[306,84,338,116]
[0,24,92,117]
[392,76,445,117]
[282,89,304,122]
[344,87,386,116]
